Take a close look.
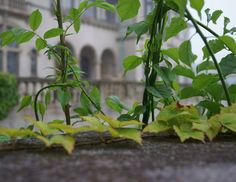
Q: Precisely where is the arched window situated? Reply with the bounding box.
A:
[80,46,96,79]
[101,49,116,80]
[30,49,37,77]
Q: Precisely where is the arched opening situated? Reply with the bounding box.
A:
[80,46,96,79]
[101,49,116,80]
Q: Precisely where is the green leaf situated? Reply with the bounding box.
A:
[173,125,204,142]
[117,0,140,21]
[126,21,149,43]
[219,36,236,54]
[82,116,107,132]
[219,113,236,132]
[192,74,219,90]
[153,66,176,86]
[166,0,187,16]
[123,55,143,74]
[106,96,129,113]
[165,17,187,41]
[197,61,215,73]
[88,0,115,12]
[202,39,225,58]
[44,28,63,39]
[17,96,32,112]
[80,91,92,113]
[147,84,172,99]
[211,10,223,24]
[35,38,47,50]
[0,127,34,138]
[190,0,204,17]
[74,19,81,33]
[0,31,16,46]
[144,120,171,133]
[219,54,236,76]
[49,135,75,154]
[90,87,101,109]
[116,128,142,144]
[162,48,179,64]
[198,100,221,115]
[45,91,51,107]
[180,87,202,99]
[58,90,71,108]
[29,9,42,31]
[179,40,197,67]
[17,31,35,44]
[173,65,195,79]
[38,101,46,120]
[74,107,90,116]
[205,84,223,102]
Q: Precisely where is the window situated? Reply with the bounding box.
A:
[96,8,106,20]
[144,0,154,15]
[30,50,37,76]
[7,52,19,76]
[0,51,2,71]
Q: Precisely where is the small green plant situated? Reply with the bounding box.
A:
[0,72,18,120]
[0,0,143,153]
[0,0,236,153]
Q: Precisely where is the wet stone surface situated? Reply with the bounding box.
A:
[0,135,236,182]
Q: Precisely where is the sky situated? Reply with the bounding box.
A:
[190,0,236,63]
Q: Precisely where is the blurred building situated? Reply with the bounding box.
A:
[0,0,187,82]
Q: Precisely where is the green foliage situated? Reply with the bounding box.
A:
[123,55,143,74]
[165,17,187,41]
[179,40,197,67]
[117,0,140,21]
[0,73,19,120]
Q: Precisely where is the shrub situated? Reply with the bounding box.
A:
[0,72,19,120]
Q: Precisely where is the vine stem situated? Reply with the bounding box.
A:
[186,9,231,106]
[56,0,71,125]
[34,84,73,121]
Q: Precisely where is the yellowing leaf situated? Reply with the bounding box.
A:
[50,135,75,154]
[143,120,171,133]
[173,125,205,142]
[82,116,107,132]
[116,128,142,144]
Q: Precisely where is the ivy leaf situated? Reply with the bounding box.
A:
[179,40,197,67]
[144,120,171,133]
[219,36,236,54]
[44,28,63,39]
[35,38,47,51]
[202,39,225,59]
[192,74,219,90]
[165,17,187,41]
[82,116,107,132]
[126,21,149,43]
[173,65,195,79]
[190,0,204,17]
[17,31,35,44]
[198,100,221,115]
[173,125,204,142]
[17,96,32,112]
[116,128,142,144]
[219,113,236,132]
[29,9,42,31]
[49,135,75,154]
[117,0,140,21]
[123,55,143,74]
[211,10,223,24]
[162,48,179,64]
[219,54,236,76]
[205,84,223,102]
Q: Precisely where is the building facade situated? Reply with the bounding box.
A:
[0,0,186,82]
